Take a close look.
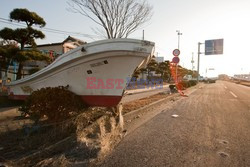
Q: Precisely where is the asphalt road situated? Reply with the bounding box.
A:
[100,81,250,167]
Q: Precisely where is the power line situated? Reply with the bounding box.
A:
[0,20,26,28]
[0,17,101,39]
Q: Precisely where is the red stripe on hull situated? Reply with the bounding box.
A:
[8,94,28,100]
[8,94,122,107]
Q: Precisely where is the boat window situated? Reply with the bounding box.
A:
[81,47,86,52]
[87,70,92,74]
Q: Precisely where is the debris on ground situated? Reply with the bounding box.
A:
[171,114,179,118]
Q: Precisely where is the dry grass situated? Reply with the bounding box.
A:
[0,107,114,166]
[231,80,250,87]
[123,93,169,114]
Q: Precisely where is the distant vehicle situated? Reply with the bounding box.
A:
[183,75,193,81]
[199,76,204,81]
[204,78,216,83]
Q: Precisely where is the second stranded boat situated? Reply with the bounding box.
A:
[7,38,155,107]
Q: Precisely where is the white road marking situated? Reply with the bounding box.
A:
[230,91,237,98]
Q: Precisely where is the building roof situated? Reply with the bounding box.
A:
[25,36,87,48]
[28,42,63,48]
[62,36,87,45]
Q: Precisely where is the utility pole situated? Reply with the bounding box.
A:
[176,30,182,82]
[142,30,145,40]
[197,42,204,82]
[191,52,195,78]
[191,52,194,71]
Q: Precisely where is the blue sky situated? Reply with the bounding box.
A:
[1,0,250,77]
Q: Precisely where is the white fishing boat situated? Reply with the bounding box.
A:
[7,38,155,107]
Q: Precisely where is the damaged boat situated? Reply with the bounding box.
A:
[7,38,155,107]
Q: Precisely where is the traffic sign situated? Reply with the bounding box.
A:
[173,49,180,56]
[205,39,223,55]
[172,56,180,64]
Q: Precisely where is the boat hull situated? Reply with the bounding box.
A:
[7,39,155,107]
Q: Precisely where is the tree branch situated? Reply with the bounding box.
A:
[67,0,152,39]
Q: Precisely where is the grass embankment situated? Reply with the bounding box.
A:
[122,93,170,115]
[239,81,250,87]
[231,80,250,87]
[123,80,198,114]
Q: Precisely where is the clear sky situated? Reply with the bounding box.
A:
[1,0,250,77]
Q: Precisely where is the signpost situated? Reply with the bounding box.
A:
[172,48,180,82]
[171,49,180,83]
[173,49,180,57]
[172,56,180,64]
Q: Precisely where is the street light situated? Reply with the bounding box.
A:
[176,30,182,82]
[176,30,182,49]
[176,30,182,81]
[197,42,204,82]
[191,52,195,75]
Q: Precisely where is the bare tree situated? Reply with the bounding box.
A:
[68,0,153,39]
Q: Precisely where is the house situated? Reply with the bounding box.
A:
[155,56,164,63]
[137,56,165,80]
[26,36,86,59]
[4,36,87,81]
[234,73,250,81]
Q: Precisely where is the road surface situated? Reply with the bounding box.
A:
[100,81,250,167]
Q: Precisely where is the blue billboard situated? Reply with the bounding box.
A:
[205,39,223,55]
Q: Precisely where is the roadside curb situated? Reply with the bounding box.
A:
[125,84,169,95]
